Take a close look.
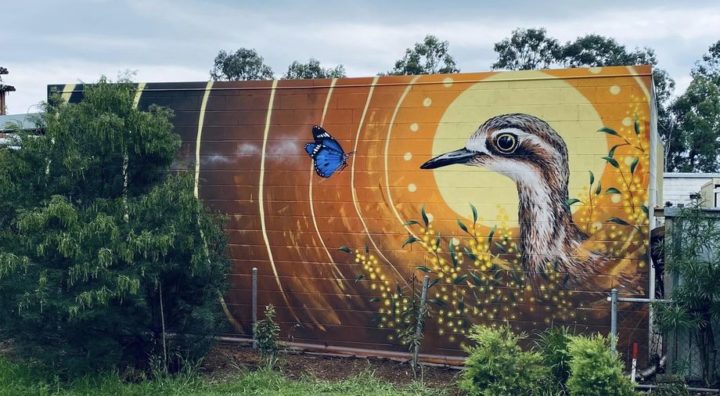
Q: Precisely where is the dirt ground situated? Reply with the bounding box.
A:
[203,342,463,393]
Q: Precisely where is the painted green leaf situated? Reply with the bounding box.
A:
[365,245,369,254]
[402,235,419,247]
[463,246,478,261]
[589,170,595,185]
[598,127,620,136]
[608,217,631,226]
[630,157,639,174]
[487,225,496,245]
[369,297,380,303]
[429,298,447,307]
[404,220,419,226]
[608,144,625,159]
[603,156,619,168]
[416,265,432,273]
[457,219,469,234]
[494,242,506,253]
[642,205,649,218]
[428,278,440,289]
[469,271,483,286]
[338,246,352,254]
[566,198,581,208]
[354,274,365,282]
[421,206,429,227]
[595,181,602,195]
[634,118,641,135]
[470,204,478,226]
[453,274,468,285]
[606,187,621,194]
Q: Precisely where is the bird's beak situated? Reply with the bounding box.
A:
[420,148,481,169]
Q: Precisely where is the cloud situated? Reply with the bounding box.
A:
[3,0,720,114]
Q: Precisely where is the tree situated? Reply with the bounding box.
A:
[283,58,346,79]
[210,48,274,81]
[389,35,460,75]
[0,77,229,375]
[666,41,720,172]
[562,34,656,68]
[491,28,562,71]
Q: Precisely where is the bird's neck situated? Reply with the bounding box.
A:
[515,178,581,273]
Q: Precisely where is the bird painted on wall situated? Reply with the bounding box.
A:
[420,113,614,289]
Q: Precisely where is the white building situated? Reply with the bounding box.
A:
[664,173,720,208]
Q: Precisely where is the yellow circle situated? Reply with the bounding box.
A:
[432,71,607,224]
[408,183,417,192]
[611,194,622,203]
[404,152,413,161]
[623,117,633,126]
[610,85,621,95]
[443,77,454,87]
[410,123,419,132]
[589,67,603,74]
[423,97,432,107]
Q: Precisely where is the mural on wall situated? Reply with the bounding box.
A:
[51,65,656,360]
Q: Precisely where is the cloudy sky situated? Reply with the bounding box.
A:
[3,0,720,114]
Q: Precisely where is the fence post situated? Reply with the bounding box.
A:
[412,275,430,371]
[610,288,618,351]
[252,267,258,349]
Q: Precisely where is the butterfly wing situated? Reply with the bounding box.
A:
[305,143,319,157]
[312,125,346,154]
[313,146,347,178]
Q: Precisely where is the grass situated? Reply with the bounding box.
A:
[0,357,442,396]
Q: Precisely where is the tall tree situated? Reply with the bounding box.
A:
[668,40,720,172]
[0,78,229,374]
[283,58,346,79]
[561,35,656,68]
[210,48,274,81]
[491,28,562,70]
[389,35,460,75]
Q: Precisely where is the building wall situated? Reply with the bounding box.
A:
[50,65,655,359]
[664,173,720,208]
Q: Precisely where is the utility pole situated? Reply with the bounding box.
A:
[0,67,16,115]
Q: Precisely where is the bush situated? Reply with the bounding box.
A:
[254,304,280,369]
[566,334,636,396]
[460,325,550,396]
[536,326,572,392]
[0,78,229,376]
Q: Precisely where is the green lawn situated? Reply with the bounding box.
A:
[0,357,441,396]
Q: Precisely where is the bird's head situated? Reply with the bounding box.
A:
[420,113,569,184]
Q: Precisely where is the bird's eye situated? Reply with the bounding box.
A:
[495,133,517,153]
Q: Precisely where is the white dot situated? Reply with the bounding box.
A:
[625,156,636,166]
[589,67,602,74]
[451,237,460,246]
[622,117,633,126]
[408,183,417,192]
[426,213,434,222]
[593,221,603,230]
[423,97,432,107]
[410,123,419,132]
[404,152,413,161]
[611,194,622,203]
[443,77,454,87]
[610,86,621,95]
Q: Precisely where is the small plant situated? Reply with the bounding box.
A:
[396,274,430,380]
[649,375,689,396]
[566,334,636,396]
[460,324,550,396]
[536,326,572,393]
[254,304,280,369]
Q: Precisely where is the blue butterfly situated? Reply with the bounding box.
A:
[304,125,350,178]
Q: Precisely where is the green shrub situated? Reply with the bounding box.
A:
[537,326,572,392]
[0,78,229,376]
[566,334,636,396]
[460,325,550,396]
[254,304,280,369]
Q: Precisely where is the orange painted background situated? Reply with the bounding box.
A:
[53,65,656,360]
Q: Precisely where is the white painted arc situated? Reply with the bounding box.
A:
[61,84,76,103]
[258,80,299,322]
[350,77,408,286]
[194,81,214,198]
[308,78,347,289]
[384,76,420,240]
